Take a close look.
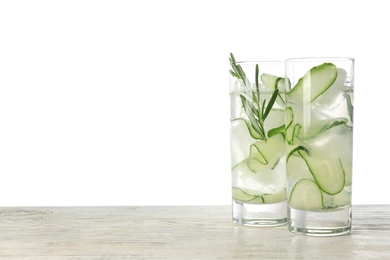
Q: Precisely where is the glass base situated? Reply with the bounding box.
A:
[288,205,352,236]
[232,200,287,227]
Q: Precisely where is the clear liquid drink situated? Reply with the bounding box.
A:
[285,58,354,236]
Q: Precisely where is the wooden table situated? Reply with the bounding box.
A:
[0,205,389,259]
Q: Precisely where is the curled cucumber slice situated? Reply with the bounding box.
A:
[299,117,348,140]
[298,150,345,195]
[285,107,301,145]
[232,118,263,140]
[261,73,288,107]
[233,187,286,204]
[261,73,288,92]
[262,188,287,204]
[232,187,264,204]
[288,63,338,104]
[289,179,323,210]
[251,133,284,165]
[322,190,351,208]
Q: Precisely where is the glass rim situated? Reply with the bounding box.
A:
[286,57,354,63]
[231,60,284,65]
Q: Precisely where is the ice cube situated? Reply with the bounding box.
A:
[305,124,353,161]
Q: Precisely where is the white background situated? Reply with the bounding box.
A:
[0,0,388,206]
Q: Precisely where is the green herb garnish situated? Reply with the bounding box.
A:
[229,53,279,141]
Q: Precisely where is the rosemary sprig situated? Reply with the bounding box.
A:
[229,54,247,83]
[263,87,279,120]
[229,53,279,141]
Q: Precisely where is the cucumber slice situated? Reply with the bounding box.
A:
[286,145,310,162]
[322,190,351,208]
[251,133,285,165]
[313,68,347,110]
[262,188,287,204]
[246,158,267,173]
[285,107,295,144]
[285,107,302,144]
[288,63,338,104]
[233,133,285,173]
[234,133,285,174]
[261,73,288,107]
[285,107,293,128]
[286,124,301,145]
[292,124,301,143]
[232,187,264,204]
[298,150,345,195]
[232,156,267,175]
[289,179,323,210]
[232,118,263,140]
[249,143,267,165]
[299,117,348,140]
[233,187,286,204]
[287,153,314,194]
[261,73,286,92]
[286,146,313,195]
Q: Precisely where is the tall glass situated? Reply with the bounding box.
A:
[229,54,287,226]
[285,58,354,236]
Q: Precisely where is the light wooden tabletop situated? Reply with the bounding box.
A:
[0,205,389,259]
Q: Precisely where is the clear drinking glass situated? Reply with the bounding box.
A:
[229,54,287,226]
[285,57,354,236]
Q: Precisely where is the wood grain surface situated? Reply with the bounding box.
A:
[0,205,389,259]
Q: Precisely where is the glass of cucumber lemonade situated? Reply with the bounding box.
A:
[229,54,287,226]
[285,58,354,236]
